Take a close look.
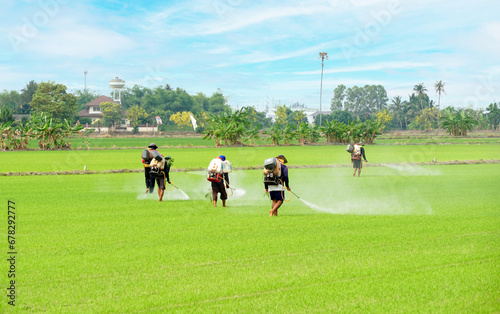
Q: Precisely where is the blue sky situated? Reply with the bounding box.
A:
[1,0,499,111]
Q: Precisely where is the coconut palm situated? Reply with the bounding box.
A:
[389,96,404,130]
[434,80,445,110]
[403,98,420,129]
[413,83,428,110]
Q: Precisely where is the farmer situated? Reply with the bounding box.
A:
[265,155,290,217]
[211,155,230,208]
[144,143,169,202]
[142,143,157,194]
[351,142,368,177]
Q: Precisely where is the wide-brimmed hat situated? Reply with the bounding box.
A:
[148,143,158,149]
[276,155,288,163]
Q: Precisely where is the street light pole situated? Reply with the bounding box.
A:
[318,52,328,127]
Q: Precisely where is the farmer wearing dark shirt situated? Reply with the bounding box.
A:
[265,155,290,217]
[142,143,158,193]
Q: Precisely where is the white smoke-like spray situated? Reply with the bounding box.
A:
[380,164,442,176]
[290,168,434,215]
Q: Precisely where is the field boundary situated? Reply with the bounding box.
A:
[1,159,499,176]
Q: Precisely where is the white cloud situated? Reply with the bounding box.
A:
[30,25,136,59]
[296,61,433,75]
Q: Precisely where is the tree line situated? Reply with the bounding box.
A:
[2,79,499,150]
[0,80,240,149]
[327,82,500,132]
[202,107,384,146]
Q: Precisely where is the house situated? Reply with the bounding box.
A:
[265,106,331,125]
[78,95,118,123]
[78,95,156,133]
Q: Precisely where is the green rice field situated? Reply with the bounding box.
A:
[22,131,500,150]
[2,144,500,173]
[0,142,499,312]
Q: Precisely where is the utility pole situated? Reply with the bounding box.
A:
[84,69,88,91]
[318,52,328,127]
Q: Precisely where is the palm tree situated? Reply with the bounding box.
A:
[434,80,445,110]
[318,52,328,127]
[413,83,428,110]
[389,96,404,130]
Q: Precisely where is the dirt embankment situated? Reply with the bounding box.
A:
[1,159,499,177]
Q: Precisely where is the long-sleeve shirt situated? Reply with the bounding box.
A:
[265,164,289,190]
[360,147,367,161]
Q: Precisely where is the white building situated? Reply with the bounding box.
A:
[265,104,331,125]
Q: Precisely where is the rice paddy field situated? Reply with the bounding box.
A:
[0,139,499,312]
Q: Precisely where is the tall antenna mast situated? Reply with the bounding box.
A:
[84,69,88,91]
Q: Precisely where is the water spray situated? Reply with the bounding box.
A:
[166,181,190,199]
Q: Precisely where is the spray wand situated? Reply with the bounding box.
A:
[166,181,181,191]
[289,190,301,199]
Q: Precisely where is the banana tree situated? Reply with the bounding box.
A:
[307,124,321,143]
[243,124,260,146]
[346,119,362,143]
[203,116,222,146]
[360,118,383,144]
[320,119,336,143]
[17,123,34,149]
[296,122,309,145]
[264,123,283,146]
[455,110,478,136]
[62,119,84,148]
[282,124,296,145]
[0,121,13,150]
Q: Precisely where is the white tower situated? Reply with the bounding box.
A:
[109,77,125,104]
